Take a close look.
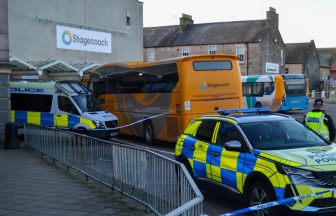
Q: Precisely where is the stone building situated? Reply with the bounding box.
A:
[143,8,285,76]
[318,48,336,91]
[0,0,143,145]
[3,0,143,81]
[285,40,320,90]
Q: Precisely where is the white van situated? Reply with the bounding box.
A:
[10,81,118,138]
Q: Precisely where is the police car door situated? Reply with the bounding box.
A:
[211,120,245,191]
[192,119,217,179]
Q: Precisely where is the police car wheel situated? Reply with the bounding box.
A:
[247,182,277,216]
[143,122,155,146]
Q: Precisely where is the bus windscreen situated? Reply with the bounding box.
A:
[285,78,306,96]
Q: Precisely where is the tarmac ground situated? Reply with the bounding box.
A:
[0,148,155,216]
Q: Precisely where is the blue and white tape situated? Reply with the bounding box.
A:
[221,188,335,216]
[112,109,179,130]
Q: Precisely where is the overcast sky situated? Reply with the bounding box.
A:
[142,0,336,48]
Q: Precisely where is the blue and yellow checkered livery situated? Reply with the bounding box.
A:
[11,110,96,129]
[175,113,336,214]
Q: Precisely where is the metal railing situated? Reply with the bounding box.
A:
[24,124,203,216]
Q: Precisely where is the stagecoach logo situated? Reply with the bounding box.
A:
[62,30,72,45]
[200,82,230,90]
[200,82,208,90]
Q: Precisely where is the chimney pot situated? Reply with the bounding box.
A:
[180,14,193,32]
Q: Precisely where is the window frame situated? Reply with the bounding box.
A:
[182,48,190,57]
[208,45,217,54]
[147,49,155,62]
[236,45,244,63]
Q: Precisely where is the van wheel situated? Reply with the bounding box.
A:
[255,102,262,108]
[247,181,278,216]
[143,121,155,146]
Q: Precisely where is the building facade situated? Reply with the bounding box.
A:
[285,40,320,90]
[6,0,143,80]
[0,0,10,147]
[143,8,285,76]
[0,0,143,144]
[318,48,336,92]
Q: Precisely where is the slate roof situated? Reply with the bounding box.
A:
[144,20,268,47]
[317,48,336,67]
[285,42,313,64]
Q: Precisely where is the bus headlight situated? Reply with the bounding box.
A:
[93,120,105,129]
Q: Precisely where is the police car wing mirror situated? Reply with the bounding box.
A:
[224,140,242,151]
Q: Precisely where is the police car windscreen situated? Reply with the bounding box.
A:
[239,120,326,150]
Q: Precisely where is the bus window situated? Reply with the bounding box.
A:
[263,82,274,95]
[251,83,263,96]
[193,60,232,71]
[243,83,251,96]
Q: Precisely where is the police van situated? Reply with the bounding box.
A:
[10,81,118,138]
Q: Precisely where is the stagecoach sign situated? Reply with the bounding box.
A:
[56,25,112,53]
[266,62,279,74]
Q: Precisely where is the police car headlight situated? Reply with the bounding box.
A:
[282,166,314,178]
[93,120,105,129]
[281,165,319,185]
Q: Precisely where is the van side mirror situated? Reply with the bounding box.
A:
[224,140,242,151]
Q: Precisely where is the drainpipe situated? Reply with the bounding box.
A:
[245,43,249,75]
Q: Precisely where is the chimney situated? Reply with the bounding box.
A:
[180,14,193,32]
[267,7,278,29]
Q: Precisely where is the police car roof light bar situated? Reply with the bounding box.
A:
[218,107,271,116]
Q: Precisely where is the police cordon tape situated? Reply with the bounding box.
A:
[111,109,179,130]
[220,188,336,216]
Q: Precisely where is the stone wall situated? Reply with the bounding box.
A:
[0,0,9,148]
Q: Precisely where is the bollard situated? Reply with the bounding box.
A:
[311,90,315,98]
[321,90,325,98]
[4,123,20,149]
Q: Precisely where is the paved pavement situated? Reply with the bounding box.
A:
[0,149,154,216]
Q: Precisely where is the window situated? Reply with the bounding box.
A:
[11,93,52,112]
[195,120,217,143]
[58,96,80,116]
[251,83,263,96]
[217,121,245,147]
[281,49,284,66]
[193,61,232,71]
[208,45,216,54]
[147,49,155,62]
[236,46,244,63]
[126,11,131,26]
[263,82,275,95]
[242,83,252,96]
[182,48,189,56]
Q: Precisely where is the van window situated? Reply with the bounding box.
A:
[58,96,80,116]
[11,93,52,112]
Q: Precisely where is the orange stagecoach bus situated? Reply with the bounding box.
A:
[89,54,243,145]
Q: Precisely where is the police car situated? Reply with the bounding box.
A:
[175,108,336,215]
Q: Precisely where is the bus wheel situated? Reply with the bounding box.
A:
[143,121,155,146]
[255,102,262,108]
